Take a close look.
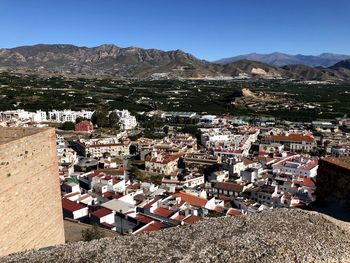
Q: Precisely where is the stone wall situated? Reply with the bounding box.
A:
[0,127,65,257]
[316,157,350,203]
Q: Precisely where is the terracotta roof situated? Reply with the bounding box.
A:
[172,214,186,221]
[183,215,202,224]
[127,183,140,190]
[101,222,115,229]
[137,221,163,233]
[212,182,244,192]
[226,208,242,216]
[135,213,156,224]
[153,207,175,218]
[91,208,113,218]
[143,197,159,209]
[62,198,86,212]
[174,192,208,207]
[303,177,316,188]
[267,134,314,143]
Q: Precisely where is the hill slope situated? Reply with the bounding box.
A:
[331,59,350,69]
[0,44,219,79]
[2,209,350,263]
[215,52,350,67]
[1,44,350,80]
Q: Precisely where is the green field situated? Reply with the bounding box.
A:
[0,73,349,122]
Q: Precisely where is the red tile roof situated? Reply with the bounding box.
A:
[135,213,156,224]
[226,208,242,216]
[143,197,159,209]
[137,222,163,233]
[267,133,314,143]
[62,198,86,212]
[172,214,186,222]
[91,208,113,218]
[303,177,316,188]
[101,222,115,229]
[183,215,202,224]
[174,192,208,208]
[153,207,175,218]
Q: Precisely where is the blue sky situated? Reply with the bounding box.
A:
[0,0,349,60]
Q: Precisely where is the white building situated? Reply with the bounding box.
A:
[112,109,137,130]
[200,127,259,157]
[48,109,94,123]
[0,109,47,122]
[272,155,319,179]
[145,151,180,175]
[76,137,130,158]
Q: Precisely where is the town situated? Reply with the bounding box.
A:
[1,107,349,235]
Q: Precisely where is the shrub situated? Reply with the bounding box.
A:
[82,224,105,241]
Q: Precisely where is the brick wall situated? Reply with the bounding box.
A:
[0,127,65,256]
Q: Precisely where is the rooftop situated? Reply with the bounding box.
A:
[91,208,113,218]
[174,191,208,208]
[61,198,86,212]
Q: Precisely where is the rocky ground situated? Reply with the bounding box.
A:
[2,209,350,263]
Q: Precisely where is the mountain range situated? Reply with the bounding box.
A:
[214,52,350,67]
[0,44,350,81]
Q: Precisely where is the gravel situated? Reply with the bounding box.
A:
[2,209,350,263]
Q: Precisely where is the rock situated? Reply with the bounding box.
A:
[1,209,350,263]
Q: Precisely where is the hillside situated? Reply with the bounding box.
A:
[281,64,350,81]
[331,59,350,69]
[215,52,350,67]
[0,44,218,79]
[2,209,350,263]
[1,44,350,80]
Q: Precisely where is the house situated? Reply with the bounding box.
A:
[272,155,319,178]
[207,182,244,198]
[62,198,88,220]
[263,133,317,153]
[75,120,93,132]
[162,173,205,189]
[76,137,130,158]
[101,199,136,214]
[111,109,137,130]
[145,152,180,175]
[173,191,213,210]
[208,170,229,182]
[61,181,80,194]
[226,208,242,216]
[90,208,115,230]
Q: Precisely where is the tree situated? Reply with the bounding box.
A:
[75,116,83,124]
[81,224,105,241]
[163,126,169,135]
[108,111,120,129]
[62,121,75,130]
[91,110,108,128]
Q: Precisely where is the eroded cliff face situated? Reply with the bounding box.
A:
[2,209,350,263]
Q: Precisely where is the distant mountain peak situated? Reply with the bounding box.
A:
[0,44,350,80]
[215,52,350,67]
